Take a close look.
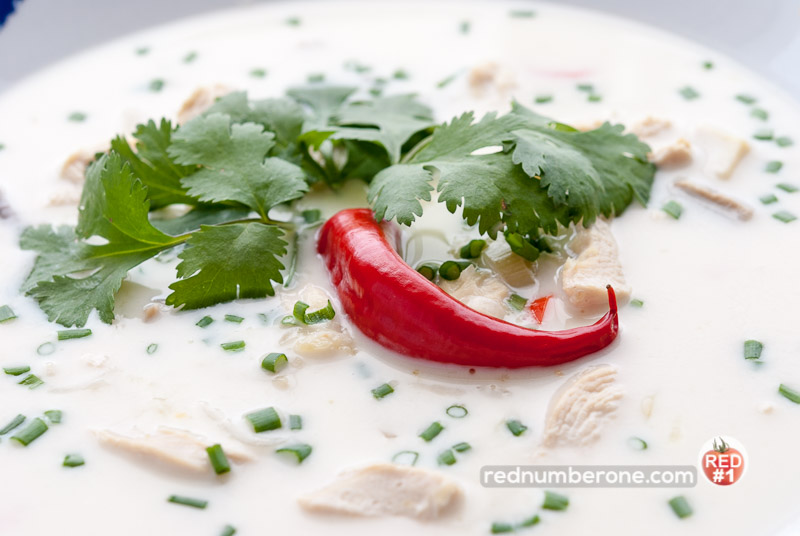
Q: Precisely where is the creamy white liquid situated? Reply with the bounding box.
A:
[0,2,799,535]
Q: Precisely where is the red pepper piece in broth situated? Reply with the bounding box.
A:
[529,295,552,324]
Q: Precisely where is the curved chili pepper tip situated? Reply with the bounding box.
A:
[318,208,621,368]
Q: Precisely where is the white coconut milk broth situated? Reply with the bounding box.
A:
[0,1,799,534]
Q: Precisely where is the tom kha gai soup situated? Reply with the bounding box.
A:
[0,2,798,535]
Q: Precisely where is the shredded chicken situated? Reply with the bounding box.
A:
[438,265,510,318]
[674,178,753,221]
[61,147,105,184]
[299,463,462,519]
[280,285,356,358]
[629,117,672,138]
[650,138,692,168]
[177,85,231,124]
[481,239,535,287]
[696,127,750,179]
[467,62,517,96]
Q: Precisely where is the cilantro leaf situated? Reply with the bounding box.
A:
[151,206,251,236]
[369,164,434,225]
[166,223,287,309]
[110,119,196,208]
[287,86,357,131]
[168,114,308,220]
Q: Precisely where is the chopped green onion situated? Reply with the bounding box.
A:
[587,94,602,103]
[760,194,779,205]
[534,94,553,104]
[452,441,472,452]
[0,304,17,323]
[393,69,409,80]
[220,525,237,536]
[773,210,797,223]
[630,298,644,307]
[285,16,301,26]
[44,410,62,424]
[491,522,514,533]
[750,108,768,121]
[735,94,757,105]
[183,51,198,63]
[369,87,383,97]
[168,495,208,509]
[460,239,487,259]
[245,407,282,433]
[776,183,798,193]
[68,111,87,122]
[702,61,714,70]
[519,514,541,528]
[261,352,288,373]
[307,73,325,83]
[459,20,471,34]
[276,443,313,463]
[504,232,542,261]
[628,437,648,450]
[57,328,91,341]
[11,417,48,446]
[668,495,693,519]
[372,383,395,399]
[507,294,528,311]
[220,340,245,352]
[149,79,165,92]
[301,209,321,223]
[506,419,528,437]
[779,384,800,404]
[765,160,783,173]
[206,444,231,475]
[576,83,594,92]
[678,86,700,100]
[249,68,267,78]
[446,405,468,418]
[436,72,459,89]
[776,136,794,147]
[18,374,44,389]
[437,449,457,466]
[755,129,775,141]
[662,200,683,219]
[416,262,440,281]
[439,260,472,280]
[509,10,535,18]
[289,414,303,430]
[196,316,214,328]
[293,300,336,324]
[281,315,298,326]
[391,450,419,465]
[744,340,763,360]
[542,490,569,511]
[63,454,85,467]
[4,366,30,376]
[0,414,25,435]
[135,47,149,56]
[224,314,244,323]
[146,343,158,355]
[420,421,444,442]
[37,342,55,356]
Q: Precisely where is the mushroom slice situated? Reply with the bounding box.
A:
[542,365,623,447]
[439,265,511,318]
[299,463,461,519]
[696,127,750,179]
[674,178,753,221]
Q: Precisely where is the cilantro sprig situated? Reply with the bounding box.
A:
[20,87,654,327]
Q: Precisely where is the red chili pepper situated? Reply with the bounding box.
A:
[317,209,619,368]
[529,295,552,324]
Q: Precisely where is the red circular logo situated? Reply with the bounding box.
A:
[699,436,746,486]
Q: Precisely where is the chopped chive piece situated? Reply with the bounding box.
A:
[292,300,336,324]
[281,315,298,326]
[146,343,158,355]
[534,94,553,104]
[63,454,85,467]
[773,210,797,223]
[779,384,800,404]
[285,16,301,26]
[576,83,593,92]
[276,443,313,463]
[135,47,149,56]
[372,383,395,399]
[391,450,419,466]
[168,495,208,509]
[220,340,245,352]
[760,194,779,204]
[307,73,325,83]
[630,298,644,307]
[149,79,165,92]
[0,304,17,322]
[183,51,197,63]
[289,414,303,430]
[662,200,683,219]
[44,410,62,424]
[587,94,602,102]
[519,514,541,528]
[196,315,214,328]
[452,441,472,452]
[678,86,700,100]
[206,444,231,475]
[437,449,456,466]
[245,407,282,433]
[11,417,47,446]
[261,352,288,373]
[224,314,244,323]
[755,129,774,141]
[542,490,569,511]
[776,183,798,193]
[420,421,444,442]
[416,262,440,281]
[68,111,87,122]
[506,419,528,437]
[750,108,768,121]
[668,495,693,519]
[765,160,783,173]
[507,294,528,311]
[19,374,44,389]
[509,10,535,18]
[0,414,25,435]
[36,342,55,356]
[460,239,487,258]
[369,87,383,97]
[301,209,321,223]
[744,339,764,360]
[702,61,714,70]
[250,68,267,78]
[436,72,458,89]
[446,405,468,418]
[491,522,514,533]
[459,20,471,34]
[736,94,757,105]
[393,69,409,80]
[439,260,471,280]
[220,525,237,536]
[4,366,30,376]
[628,437,648,450]
[57,328,91,340]
[776,136,794,147]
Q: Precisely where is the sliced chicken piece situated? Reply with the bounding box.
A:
[542,364,623,447]
[468,62,517,95]
[177,85,231,125]
[299,463,461,519]
[696,127,750,179]
[481,239,535,287]
[291,328,356,358]
[674,178,753,221]
[60,146,106,184]
[651,138,692,169]
[438,265,510,318]
[47,188,82,207]
[629,117,672,138]
[561,220,630,313]
[95,427,252,472]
